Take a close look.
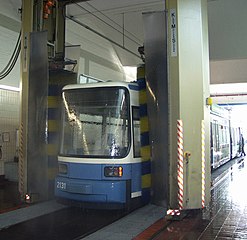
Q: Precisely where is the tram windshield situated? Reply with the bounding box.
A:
[59,86,130,158]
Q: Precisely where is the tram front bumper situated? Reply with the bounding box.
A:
[55,176,127,203]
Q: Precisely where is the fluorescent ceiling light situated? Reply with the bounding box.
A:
[0,85,20,92]
[210,83,247,95]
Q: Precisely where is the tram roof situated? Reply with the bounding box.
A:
[63,81,138,91]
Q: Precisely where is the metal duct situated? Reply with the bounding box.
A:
[143,11,169,208]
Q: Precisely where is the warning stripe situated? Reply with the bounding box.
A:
[18,122,25,198]
[167,209,181,216]
[177,120,184,210]
[201,120,206,208]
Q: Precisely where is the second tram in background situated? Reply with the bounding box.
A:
[210,104,243,170]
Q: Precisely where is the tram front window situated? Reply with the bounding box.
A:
[60,87,130,158]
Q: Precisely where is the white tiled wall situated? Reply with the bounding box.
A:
[0,89,20,176]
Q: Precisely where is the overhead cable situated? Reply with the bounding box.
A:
[85,2,143,44]
[74,3,142,47]
[66,15,141,59]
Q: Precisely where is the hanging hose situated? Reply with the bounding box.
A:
[0,31,21,80]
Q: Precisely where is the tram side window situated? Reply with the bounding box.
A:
[219,125,223,146]
[231,127,236,145]
[132,107,141,157]
[232,127,239,146]
[211,122,215,150]
[226,126,230,143]
[223,126,228,145]
[212,121,219,151]
[236,128,240,145]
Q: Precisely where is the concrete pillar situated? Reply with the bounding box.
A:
[167,0,211,209]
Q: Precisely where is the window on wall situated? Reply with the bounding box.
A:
[132,107,140,158]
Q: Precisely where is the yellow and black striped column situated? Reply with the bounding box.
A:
[47,72,77,198]
[47,82,61,197]
[137,65,151,203]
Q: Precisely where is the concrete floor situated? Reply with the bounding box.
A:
[0,180,23,213]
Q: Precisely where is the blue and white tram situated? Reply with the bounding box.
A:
[210,104,241,169]
[55,81,149,209]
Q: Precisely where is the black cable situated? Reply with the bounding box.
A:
[0,30,21,76]
[2,44,21,78]
[0,31,21,74]
[0,31,21,80]
[85,2,142,44]
[0,37,21,80]
[74,3,142,47]
[0,43,20,79]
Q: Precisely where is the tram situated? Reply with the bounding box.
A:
[55,81,150,209]
[210,104,242,169]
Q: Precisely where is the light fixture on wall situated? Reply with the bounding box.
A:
[0,85,20,92]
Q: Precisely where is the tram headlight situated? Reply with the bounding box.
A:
[104,166,123,177]
[58,163,68,174]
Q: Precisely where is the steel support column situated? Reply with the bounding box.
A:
[143,12,169,209]
[19,0,79,202]
[20,0,49,201]
[19,0,34,200]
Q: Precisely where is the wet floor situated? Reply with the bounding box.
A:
[134,158,247,240]
[199,159,247,240]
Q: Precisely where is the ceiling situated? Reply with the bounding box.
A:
[67,0,165,15]
[5,0,165,65]
[66,0,165,64]
[66,0,247,107]
[2,0,247,103]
